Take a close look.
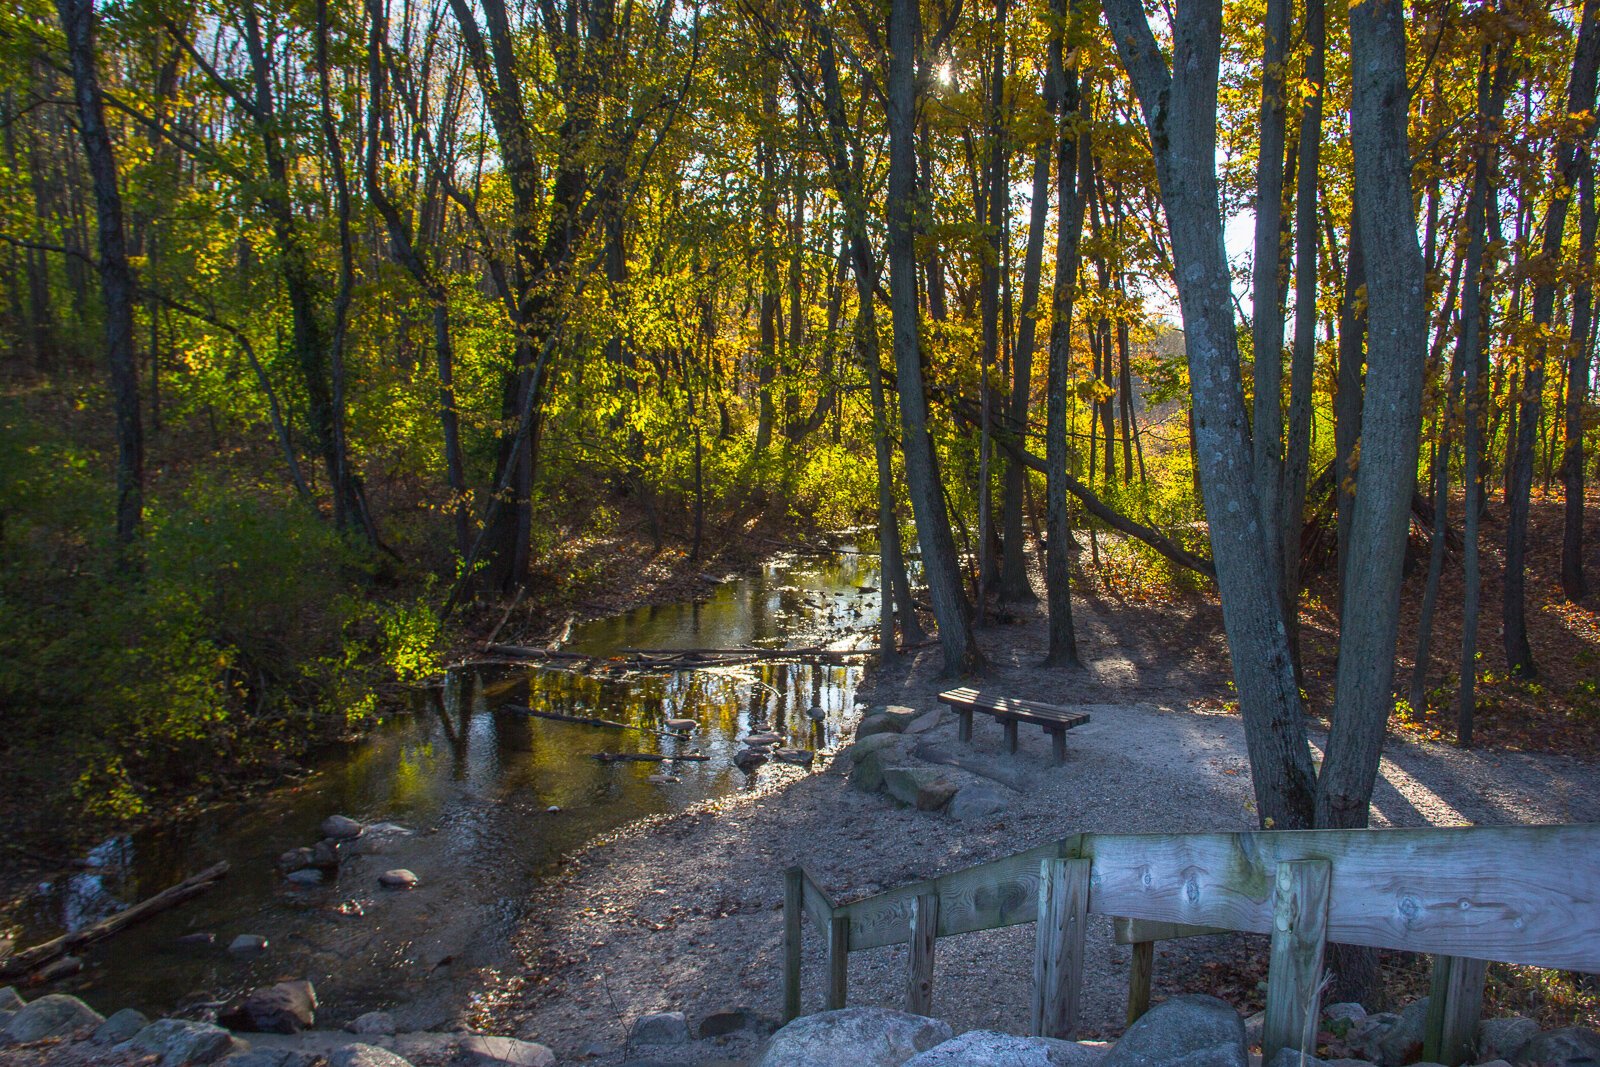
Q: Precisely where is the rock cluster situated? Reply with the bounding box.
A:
[0,986,554,1067]
[833,704,1010,820]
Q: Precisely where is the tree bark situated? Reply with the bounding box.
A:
[888,0,982,675]
[58,0,142,550]
[1103,0,1316,830]
[1561,155,1595,601]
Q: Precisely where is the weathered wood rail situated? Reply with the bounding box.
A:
[781,825,1600,1066]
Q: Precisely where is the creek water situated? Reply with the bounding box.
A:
[5,547,881,1029]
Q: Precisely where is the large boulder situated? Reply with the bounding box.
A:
[856,714,906,740]
[1346,1012,1401,1063]
[221,980,318,1034]
[948,785,1009,821]
[2,992,104,1043]
[1263,1052,1379,1067]
[882,766,959,811]
[752,1007,953,1067]
[631,1011,689,1044]
[326,1044,412,1067]
[1477,1017,1540,1062]
[1100,995,1246,1067]
[903,1029,1108,1066]
[127,1018,239,1066]
[343,1012,396,1037]
[902,709,949,736]
[0,988,23,1013]
[94,1007,150,1045]
[457,1034,556,1066]
[1515,1026,1600,1065]
[321,815,365,840]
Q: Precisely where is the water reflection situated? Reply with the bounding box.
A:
[7,548,879,1022]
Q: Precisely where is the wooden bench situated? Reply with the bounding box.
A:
[937,687,1089,764]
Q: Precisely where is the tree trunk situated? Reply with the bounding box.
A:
[1505,0,1600,669]
[888,0,982,675]
[1334,215,1367,614]
[58,0,142,549]
[1561,156,1596,601]
[1103,0,1316,830]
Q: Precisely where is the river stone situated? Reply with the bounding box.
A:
[1263,1051,1373,1067]
[0,988,23,1013]
[880,706,920,729]
[278,848,316,872]
[1375,997,1430,1065]
[882,766,959,811]
[1100,994,1246,1067]
[343,1012,396,1036]
[1347,1012,1401,1062]
[902,709,948,735]
[837,732,915,773]
[948,784,1009,821]
[220,1051,319,1067]
[855,714,904,739]
[734,749,768,773]
[286,868,324,886]
[2,992,105,1043]
[751,1007,953,1067]
[94,1008,150,1045]
[773,748,815,766]
[379,869,419,889]
[847,748,891,793]
[665,718,697,732]
[904,1029,1108,1065]
[221,980,318,1034]
[326,1044,412,1067]
[1516,1026,1600,1065]
[1476,1017,1540,1062]
[458,1034,557,1066]
[177,932,217,949]
[631,1011,690,1044]
[321,815,364,840]
[228,934,270,958]
[128,1018,239,1066]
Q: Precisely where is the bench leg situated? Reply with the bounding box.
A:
[1051,728,1066,765]
[958,709,972,743]
[1004,718,1019,755]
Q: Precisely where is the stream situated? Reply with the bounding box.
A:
[4,547,881,1031]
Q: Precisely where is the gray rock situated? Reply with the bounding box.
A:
[378,869,418,889]
[902,709,948,736]
[128,1018,239,1066]
[327,1044,412,1067]
[94,1007,150,1045]
[2,992,105,1043]
[1475,1061,1513,1067]
[882,765,959,811]
[390,1032,462,1062]
[278,848,316,872]
[0,1011,13,1030]
[904,1029,1109,1065]
[631,1011,690,1044]
[949,784,1010,820]
[752,1007,953,1067]
[321,815,365,840]
[1476,1017,1539,1062]
[286,868,325,886]
[856,714,905,739]
[228,934,270,958]
[220,1051,320,1067]
[458,1034,557,1066]
[177,932,218,949]
[1321,1003,1366,1040]
[1376,997,1430,1066]
[0,988,22,1013]
[344,1012,396,1036]
[1100,995,1246,1067]
[881,706,920,729]
[773,748,815,766]
[311,840,342,869]
[575,1039,609,1059]
[848,749,891,792]
[1515,1026,1600,1065]
[221,980,318,1034]
[1347,1012,1401,1063]
[734,748,769,773]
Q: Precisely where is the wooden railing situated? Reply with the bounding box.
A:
[781,825,1600,1066]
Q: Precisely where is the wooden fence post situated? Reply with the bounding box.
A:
[1126,939,1154,1025]
[1032,857,1091,1038]
[826,913,850,1010]
[1263,859,1332,1065]
[783,867,803,1022]
[1423,955,1488,1066]
[906,891,940,1015]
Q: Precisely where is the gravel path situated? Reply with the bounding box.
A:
[486,589,1600,1065]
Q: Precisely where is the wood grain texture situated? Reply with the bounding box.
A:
[800,869,835,938]
[783,867,804,1022]
[1032,858,1091,1038]
[1113,917,1230,944]
[843,836,1080,950]
[938,687,1092,728]
[1126,940,1154,1026]
[1262,859,1331,1065]
[826,914,850,1010]
[1080,826,1600,970]
[906,891,939,1015]
[1423,954,1487,1066]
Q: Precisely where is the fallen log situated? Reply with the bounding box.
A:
[484,644,595,662]
[590,752,712,763]
[500,704,632,729]
[0,860,230,982]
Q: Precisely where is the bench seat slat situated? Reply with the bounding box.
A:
[939,688,1090,729]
